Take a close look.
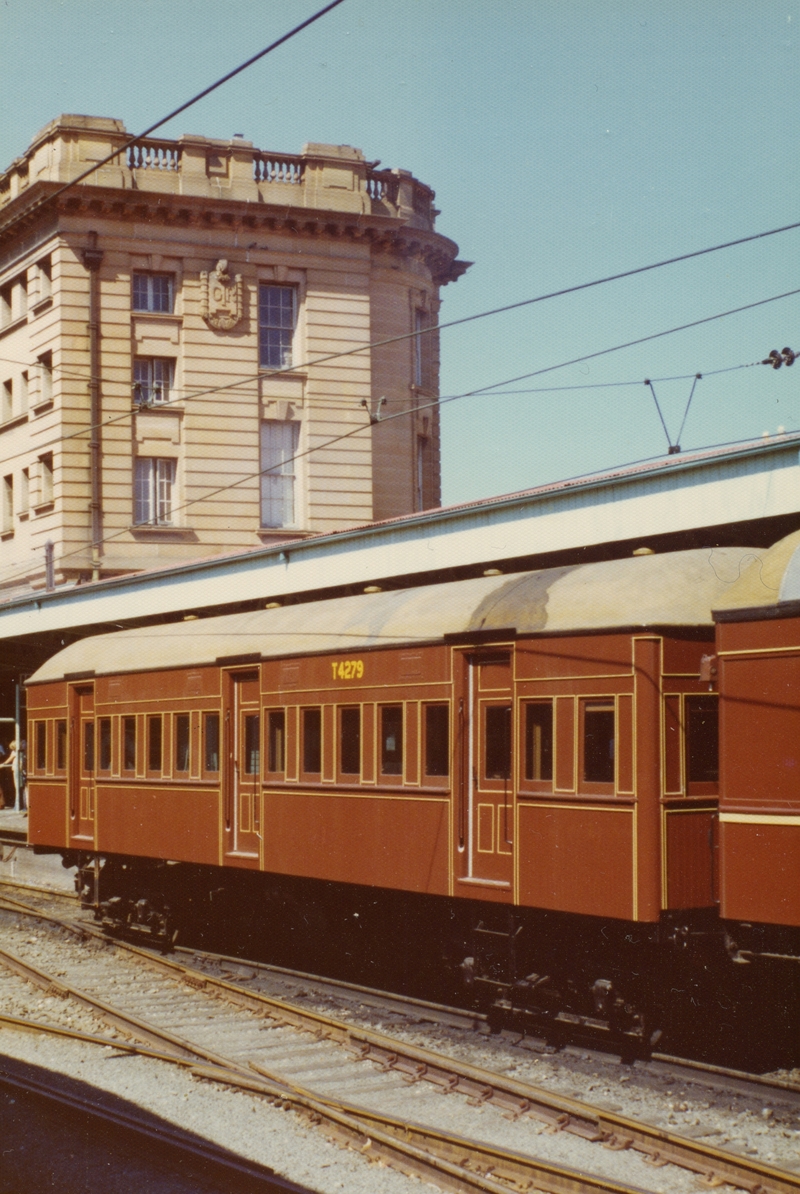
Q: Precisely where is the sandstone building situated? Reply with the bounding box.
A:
[0,115,466,592]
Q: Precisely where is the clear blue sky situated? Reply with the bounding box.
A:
[2,0,798,506]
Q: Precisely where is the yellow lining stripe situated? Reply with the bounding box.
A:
[720,812,800,826]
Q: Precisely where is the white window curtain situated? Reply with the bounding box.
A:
[260,421,299,527]
[134,458,176,525]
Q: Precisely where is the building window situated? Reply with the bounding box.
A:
[413,308,426,387]
[258,284,296,369]
[302,708,321,775]
[413,307,435,390]
[267,710,285,774]
[2,379,11,422]
[134,457,176,526]
[19,468,30,515]
[37,256,52,304]
[37,352,53,405]
[175,714,190,773]
[260,420,298,528]
[380,706,403,776]
[39,453,53,506]
[2,474,12,532]
[0,282,11,328]
[20,371,28,413]
[424,704,449,778]
[133,357,174,405]
[0,273,26,326]
[123,717,136,772]
[583,701,615,785]
[339,707,360,777]
[524,702,553,782]
[415,436,428,512]
[132,272,174,313]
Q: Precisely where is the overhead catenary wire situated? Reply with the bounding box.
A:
[0,0,348,237]
[0,286,793,589]
[0,285,792,475]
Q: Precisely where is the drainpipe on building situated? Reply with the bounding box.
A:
[82,232,104,581]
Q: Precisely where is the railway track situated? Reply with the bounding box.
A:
[0,890,798,1194]
[3,879,797,1098]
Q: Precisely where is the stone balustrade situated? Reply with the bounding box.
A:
[0,115,437,229]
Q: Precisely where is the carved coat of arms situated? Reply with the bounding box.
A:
[200,260,243,331]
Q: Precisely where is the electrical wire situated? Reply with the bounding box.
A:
[0,283,792,474]
[0,0,347,236]
[0,286,795,588]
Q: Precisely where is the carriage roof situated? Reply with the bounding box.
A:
[28,545,761,684]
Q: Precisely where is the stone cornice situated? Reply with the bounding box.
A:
[0,180,469,286]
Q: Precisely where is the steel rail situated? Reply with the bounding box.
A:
[2,892,799,1194]
[0,967,645,1194]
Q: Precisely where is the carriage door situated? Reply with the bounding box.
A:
[224,671,261,860]
[69,685,96,844]
[467,653,514,888]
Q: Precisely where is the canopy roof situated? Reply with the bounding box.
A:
[29,545,760,685]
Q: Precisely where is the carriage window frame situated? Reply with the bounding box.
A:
[482,701,512,783]
[266,709,285,777]
[82,720,95,776]
[122,716,136,774]
[147,714,163,775]
[203,711,221,777]
[174,713,190,775]
[301,707,322,779]
[379,704,403,779]
[519,700,554,793]
[338,706,361,779]
[34,720,47,773]
[685,693,719,795]
[97,717,112,774]
[580,699,616,792]
[55,719,67,774]
[422,702,450,785]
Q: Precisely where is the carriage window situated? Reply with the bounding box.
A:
[56,720,67,772]
[267,711,284,773]
[35,721,46,771]
[524,702,553,781]
[123,717,136,772]
[380,706,403,776]
[175,714,190,773]
[302,707,321,774]
[245,713,261,775]
[583,702,615,784]
[98,718,112,771]
[83,722,94,773]
[340,707,360,776]
[484,704,511,780]
[686,695,718,784]
[424,704,449,778]
[204,713,220,773]
[148,715,162,772]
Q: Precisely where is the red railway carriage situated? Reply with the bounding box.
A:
[26,545,762,1036]
[713,530,800,950]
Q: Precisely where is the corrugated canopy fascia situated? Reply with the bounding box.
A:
[28,546,761,685]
